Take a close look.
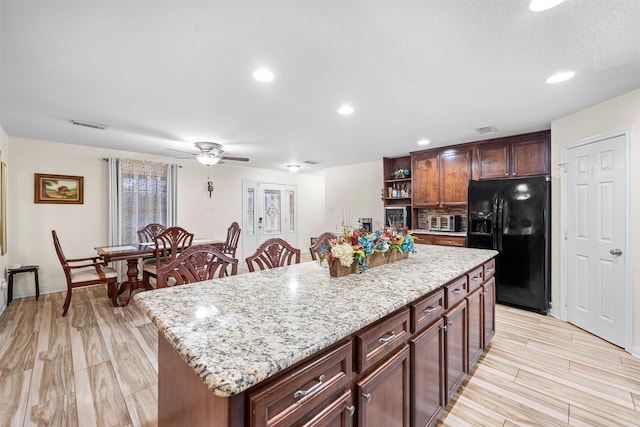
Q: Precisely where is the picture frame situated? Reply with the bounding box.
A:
[34,173,84,204]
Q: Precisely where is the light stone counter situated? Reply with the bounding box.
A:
[134,244,496,398]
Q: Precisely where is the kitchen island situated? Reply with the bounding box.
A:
[135,244,497,426]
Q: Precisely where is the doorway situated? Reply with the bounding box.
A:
[242,180,297,260]
[561,131,630,349]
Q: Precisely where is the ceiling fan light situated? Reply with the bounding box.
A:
[196,154,220,166]
[287,164,301,173]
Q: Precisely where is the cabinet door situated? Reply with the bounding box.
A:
[482,277,496,346]
[410,319,445,427]
[356,345,410,427]
[444,301,467,402]
[412,233,434,245]
[440,149,471,206]
[511,138,549,177]
[477,142,510,179]
[466,287,483,369]
[301,390,354,427]
[412,152,439,206]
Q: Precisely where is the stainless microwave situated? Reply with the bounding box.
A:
[428,215,462,232]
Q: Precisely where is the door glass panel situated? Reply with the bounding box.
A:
[264,189,282,235]
[288,189,295,232]
[246,187,255,236]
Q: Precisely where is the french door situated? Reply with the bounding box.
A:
[242,181,297,260]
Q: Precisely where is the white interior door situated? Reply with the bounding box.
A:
[563,132,629,348]
[242,181,297,259]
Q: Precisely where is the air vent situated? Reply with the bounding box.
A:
[304,160,319,165]
[476,126,497,135]
[70,120,109,130]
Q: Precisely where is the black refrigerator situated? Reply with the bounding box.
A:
[467,176,550,314]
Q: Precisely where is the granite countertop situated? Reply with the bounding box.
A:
[134,244,496,397]
[410,229,467,237]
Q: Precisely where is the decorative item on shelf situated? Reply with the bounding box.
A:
[321,228,416,277]
[393,168,410,179]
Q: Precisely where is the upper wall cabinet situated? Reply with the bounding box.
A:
[383,156,412,206]
[475,131,550,179]
[412,147,471,207]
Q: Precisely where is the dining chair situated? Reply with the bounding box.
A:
[52,230,119,316]
[155,245,238,288]
[137,223,166,243]
[245,238,301,272]
[142,226,194,289]
[309,232,336,261]
[221,221,241,258]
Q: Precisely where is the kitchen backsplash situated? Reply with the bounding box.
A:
[417,207,467,231]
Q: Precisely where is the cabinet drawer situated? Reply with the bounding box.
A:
[467,266,484,292]
[355,308,410,374]
[433,235,466,247]
[444,276,468,309]
[249,340,352,427]
[413,233,434,245]
[484,258,496,280]
[411,289,445,333]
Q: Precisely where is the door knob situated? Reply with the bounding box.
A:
[610,248,622,256]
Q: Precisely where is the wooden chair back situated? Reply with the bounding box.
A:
[52,230,119,316]
[155,245,238,288]
[245,238,301,272]
[137,223,166,243]
[309,232,336,261]
[222,221,241,258]
[152,226,194,269]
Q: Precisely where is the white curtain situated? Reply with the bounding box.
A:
[107,158,178,277]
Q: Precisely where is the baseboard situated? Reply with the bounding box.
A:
[630,346,640,359]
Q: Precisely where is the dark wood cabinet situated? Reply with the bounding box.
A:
[383,156,412,207]
[412,233,434,245]
[303,391,354,427]
[466,286,483,369]
[356,345,410,427]
[444,301,467,402]
[412,148,471,207]
[476,130,550,179]
[482,277,496,347]
[432,235,466,247]
[410,319,445,427]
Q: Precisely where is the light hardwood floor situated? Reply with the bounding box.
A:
[1,286,639,426]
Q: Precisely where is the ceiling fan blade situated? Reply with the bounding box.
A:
[167,148,197,156]
[220,156,250,162]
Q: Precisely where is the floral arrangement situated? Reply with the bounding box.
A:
[324,228,416,271]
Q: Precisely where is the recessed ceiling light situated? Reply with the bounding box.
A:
[287,164,301,173]
[529,0,565,12]
[252,68,275,82]
[546,71,576,84]
[337,105,354,115]
[417,139,430,146]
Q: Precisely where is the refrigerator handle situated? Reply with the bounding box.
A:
[497,198,504,251]
[492,197,498,250]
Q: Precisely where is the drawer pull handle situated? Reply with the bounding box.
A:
[472,275,481,281]
[423,305,436,314]
[378,331,396,344]
[346,405,355,417]
[293,374,325,399]
[363,392,372,403]
[452,289,463,295]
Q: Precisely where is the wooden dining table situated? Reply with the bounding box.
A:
[96,238,224,306]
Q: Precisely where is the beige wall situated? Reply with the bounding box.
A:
[0,128,8,311]
[5,137,325,302]
[551,88,640,354]
[324,161,385,233]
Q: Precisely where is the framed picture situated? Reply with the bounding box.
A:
[34,173,84,204]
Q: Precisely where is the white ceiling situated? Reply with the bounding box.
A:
[2,0,640,173]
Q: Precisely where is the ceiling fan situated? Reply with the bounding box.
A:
[169,142,250,165]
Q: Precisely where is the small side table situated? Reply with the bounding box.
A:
[7,265,40,305]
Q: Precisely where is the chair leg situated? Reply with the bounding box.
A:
[62,287,72,316]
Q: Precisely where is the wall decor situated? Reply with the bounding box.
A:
[34,173,84,204]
